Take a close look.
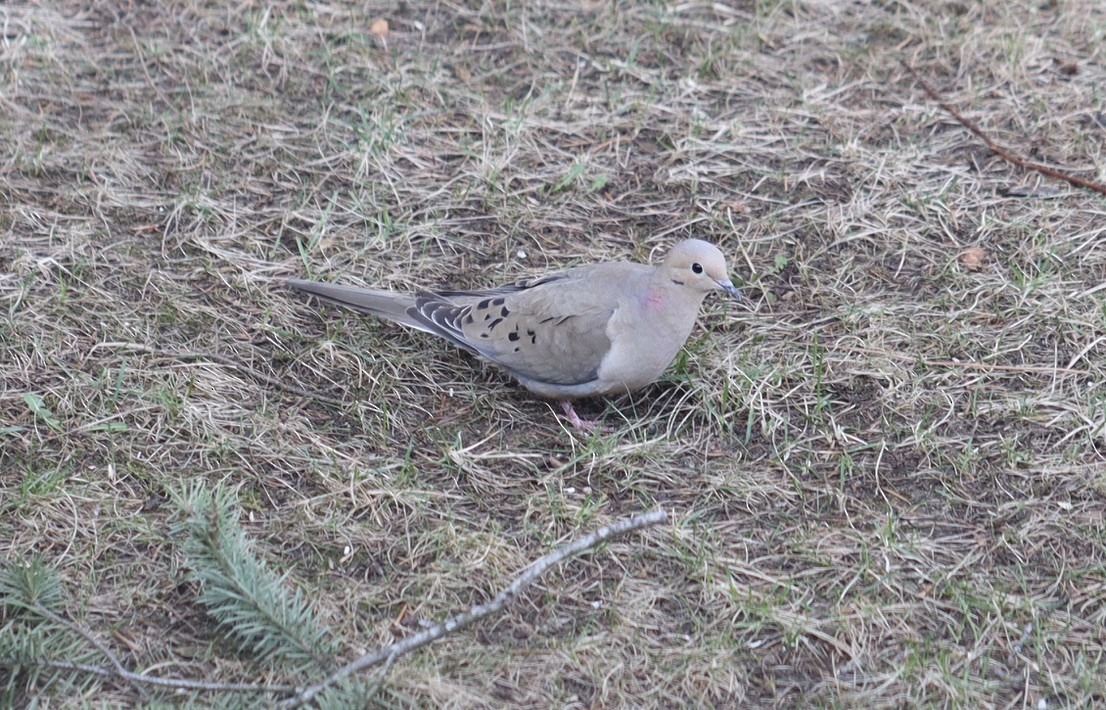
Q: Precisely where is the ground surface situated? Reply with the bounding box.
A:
[3,0,1106,706]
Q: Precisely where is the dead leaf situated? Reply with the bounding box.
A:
[370,19,389,37]
[1054,58,1078,76]
[960,246,987,271]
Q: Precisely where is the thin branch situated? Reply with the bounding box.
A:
[0,657,296,695]
[900,59,1106,197]
[29,602,146,698]
[280,509,669,708]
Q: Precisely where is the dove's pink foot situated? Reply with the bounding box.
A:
[558,401,607,432]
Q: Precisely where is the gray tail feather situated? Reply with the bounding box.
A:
[285,278,429,333]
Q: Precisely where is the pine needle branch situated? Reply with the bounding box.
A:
[1,559,107,700]
[171,482,338,674]
[0,557,296,701]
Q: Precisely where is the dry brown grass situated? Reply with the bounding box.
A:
[3,0,1106,705]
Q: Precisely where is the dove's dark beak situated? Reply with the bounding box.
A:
[716,278,742,300]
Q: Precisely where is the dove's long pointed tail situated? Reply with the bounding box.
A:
[286,279,431,334]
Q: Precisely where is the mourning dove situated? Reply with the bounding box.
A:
[288,239,740,429]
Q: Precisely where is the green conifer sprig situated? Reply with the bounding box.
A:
[171,482,338,674]
[0,558,101,700]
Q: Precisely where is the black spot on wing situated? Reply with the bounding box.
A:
[539,314,575,326]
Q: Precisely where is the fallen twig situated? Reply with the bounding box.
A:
[900,59,1106,197]
[280,508,670,708]
[0,657,296,695]
[29,602,147,699]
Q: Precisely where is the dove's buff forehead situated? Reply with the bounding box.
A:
[288,239,740,429]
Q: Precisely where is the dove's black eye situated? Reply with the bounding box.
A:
[691,262,703,274]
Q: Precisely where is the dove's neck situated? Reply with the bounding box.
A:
[645,269,708,317]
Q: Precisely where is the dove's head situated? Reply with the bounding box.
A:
[663,239,741,299]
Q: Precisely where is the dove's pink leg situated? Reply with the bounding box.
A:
[558,401,605,431]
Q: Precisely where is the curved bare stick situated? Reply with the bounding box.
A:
[281,508,669,708]
[901,59,1106,197]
